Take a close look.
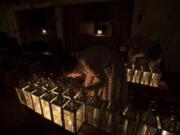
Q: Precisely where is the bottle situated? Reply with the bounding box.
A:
[136,101,161,135]
[161,106,180,135]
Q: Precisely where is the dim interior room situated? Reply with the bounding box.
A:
[0,0,180,134]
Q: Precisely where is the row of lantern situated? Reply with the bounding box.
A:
[15,81,180,135]
[126,65,161,87]
[15,78,114,134]
[16,82,84,133]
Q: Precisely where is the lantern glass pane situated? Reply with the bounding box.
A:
[101,108,112,132]
[32,90,45,115]
[77,102,85,123]
[51,97,69,126]
[76,105,83,131]
[150,73,161,87]
[51,104,62,126]
[32,94,42,114]
[127,69,133,82]
[86,105,100,127]
[137,124,157,135]
[41,93,57,120]
[23,90,34,109]
[132,70,142,83]
[64,110,75,132]
[41,99,52,120]
[86,98,103,127]
[16,88,26,105]
[141,72,152,85]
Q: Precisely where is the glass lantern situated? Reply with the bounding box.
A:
[62,78,81,100]
[141,66,152,86]
[31,88,46,115]
[16,79,28,105]
[76,88,87,123]
[161,106,180,135]
[40,92,57,120]
[85,97,104,127]
[132,65,142,84]
[100,101,112,133]
[127,64,135,82]
[16,87,26,105]
[52,79,64,94]
[63,100,84,133]
[136,101,161,135]
[150,72,161,87]
[51,94,69,126]
[22,83,36,110]
[120,100,138,135]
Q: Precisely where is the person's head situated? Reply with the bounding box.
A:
[63,55,81,78]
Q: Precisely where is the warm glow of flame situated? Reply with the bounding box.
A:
[68,120,72,125]
[97,29,102,35]
[42,29,47,35]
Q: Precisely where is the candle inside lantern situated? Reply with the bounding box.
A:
[97,29,103,35]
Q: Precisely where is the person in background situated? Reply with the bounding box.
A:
[119,36,162,71]
[64,45,128,113]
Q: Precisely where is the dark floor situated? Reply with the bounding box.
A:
[0,72,180,134]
